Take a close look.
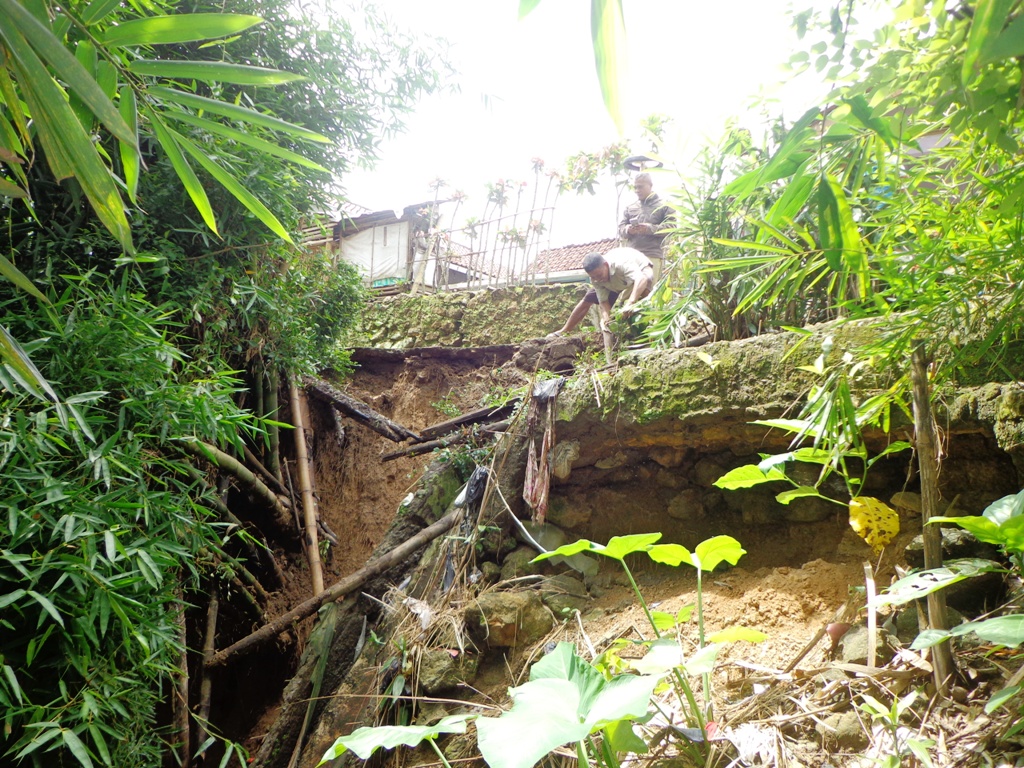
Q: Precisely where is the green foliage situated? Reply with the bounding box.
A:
[858,691,935,768]
[0,273,253,766]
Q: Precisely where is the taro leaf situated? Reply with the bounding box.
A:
[692,535,746,572]
[647,543,693,567]
[629,638,682,676]
[981,489,1024,524]
[476,679,590,768]
[707,627,768,644]
[953,615,1024,647]
[876,559,1003,607]
[318,714,472,763]
[910,629,951,650]
[931,514,1024,553]
[713,464,788,490]
[477,642,657,768]
[651,610,678,633]
[684,643,721,676]
[603,719,648,754]
[534,533,662,563]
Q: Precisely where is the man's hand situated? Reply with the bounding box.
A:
[628,223,653,235]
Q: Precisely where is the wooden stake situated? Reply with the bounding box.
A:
[911,342,954,695]
[290,382,324,596]
[864,562,877,669]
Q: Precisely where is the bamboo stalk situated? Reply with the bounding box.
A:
[303,376,420,442]
[267,368,282,483]
[173,588,190,768]
[290,382,324,595]
[244,444,288,496]
[195,583,219,755]
[205,508,460,668]
[180,441,293,534]
[911,342,954,695]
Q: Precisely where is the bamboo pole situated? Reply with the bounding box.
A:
[290,382,324,596]
[267,368,283,483]
[911,342,954,695]
[173,588,190,768]
[195,583,219,756]
[205,508,460,668]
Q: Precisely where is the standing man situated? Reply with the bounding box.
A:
[618,172,672,282]
[547,247,653,337]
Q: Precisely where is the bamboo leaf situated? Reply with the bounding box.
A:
[61,729,94,768]
[0,254,47,301]
[962,0,1015,84]
[0,19,133,251]
[81,0,124,25]
[981,13,1024,64]
[130,59,304,85]
[0,0,135,145]
[118,86,140,203]
[101,14,263,47]
[590,0,626,134]
[0,177,27,197]
[172,126,292,242]
[145,107,218,235]
[150,86,330,142]
[167,111,328,172]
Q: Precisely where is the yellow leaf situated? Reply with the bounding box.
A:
[849,496,900,553]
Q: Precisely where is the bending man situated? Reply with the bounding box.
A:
[548,247,653,337]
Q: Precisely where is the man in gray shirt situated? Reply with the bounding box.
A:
[547,247,654,337]
[618,173,672,281]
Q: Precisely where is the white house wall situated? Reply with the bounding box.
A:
[340,222,410,285]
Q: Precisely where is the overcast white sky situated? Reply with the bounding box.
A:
[343,0,842,247]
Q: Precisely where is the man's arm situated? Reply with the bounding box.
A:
[598,300,614,330]
[623,272,652,308]
[618,203,635,240]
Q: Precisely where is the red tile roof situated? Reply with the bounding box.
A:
[530,238,618,273]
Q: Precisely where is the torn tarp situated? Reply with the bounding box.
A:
[522,377,564,523]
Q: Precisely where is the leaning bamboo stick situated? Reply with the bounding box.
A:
[173,587,190,768]
[205,508,460,668]
[195,583,219,756]
[290,382,324,596]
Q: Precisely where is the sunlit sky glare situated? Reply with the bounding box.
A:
[343,0,852,247]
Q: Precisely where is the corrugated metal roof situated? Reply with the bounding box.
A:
[531,238,618,273]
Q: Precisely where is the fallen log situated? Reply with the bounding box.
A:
[303,376,420,443]
[416,401,519,442]
[381,419,512,462]
[205,507,460,668]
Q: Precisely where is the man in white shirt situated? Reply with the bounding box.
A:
[547,247,654,337]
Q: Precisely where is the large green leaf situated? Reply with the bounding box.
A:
[145,108,217,235]
[590,0,625,134]
[172,127,293,243]
[100,13,262,47]
[712,464,788,490]
[130,59,304,85]
[150,86,330,143]
[0,0,135,146]
[955,615,1024,646]
[534,533,662,563]
[0,254,47,302]
[875,559,1003,607]
[693,535,746,572]
[318,715,472,763]
[931,514,1024,552]
[167,111,328,172]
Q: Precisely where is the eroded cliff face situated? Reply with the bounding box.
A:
[253,294,1024,768]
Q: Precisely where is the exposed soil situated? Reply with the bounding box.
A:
[235,345,1024,768]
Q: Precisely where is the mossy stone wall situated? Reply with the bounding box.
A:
[347,284,587,348]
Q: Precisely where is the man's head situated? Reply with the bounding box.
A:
[633,173,653,202]
[583,252,610,283]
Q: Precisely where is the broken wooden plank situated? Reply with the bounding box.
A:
[303,375,420,443]
[416,401,519,443]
